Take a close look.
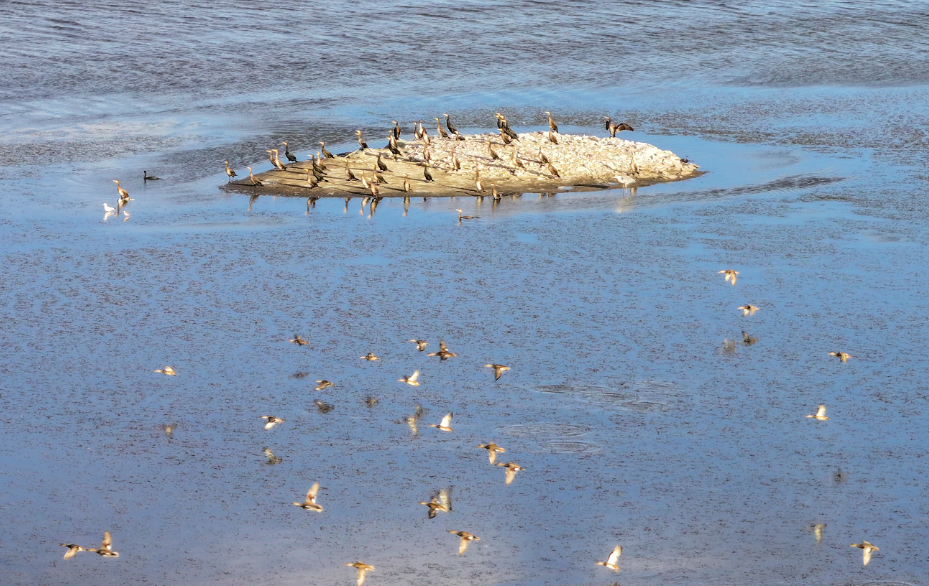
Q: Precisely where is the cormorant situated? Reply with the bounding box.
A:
[283,142,297,163]
[435,118,449,139]
[320,142,334,158]
[143,170,160,181]
[545,111,559,133]
[423,164,434,182]
[356,130,369,150]
[224,161,237,181]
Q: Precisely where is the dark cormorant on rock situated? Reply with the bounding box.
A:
[435,118,449,139]
[545,111,559,133]
[376,153,389,172]
[283,142,298,163]
[356,130,369,150]
[444,113,458,135]
[604,116,634,137]
[423,164,435,182]
[392,121,402,140]
[320,142,334,159]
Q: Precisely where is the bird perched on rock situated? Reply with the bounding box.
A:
[355,130,368,151]
[320,142,334,158]
[224,161,237,181]
[246,166,262,186]
[293,482,323,511]
[545,111,559,133]
[604,117,634,137]
[595,544,622,572]
[423,164,434,182]
[448,530,479,555]
[283,142,297,163]
[444,113,458,135]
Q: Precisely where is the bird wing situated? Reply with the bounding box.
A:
[816,405,827,417]
[505,467,516,485]
[409,370,420,382]
[439,340,448,351]
[62,545,78,559]
[307,482,320,502]
[607,545,622,565]
[101,531,112,549]
[439,487,451,511]
[356,568,368,586]
[862,547,872,565]
[440,413,453,428]
[459,536,469,555]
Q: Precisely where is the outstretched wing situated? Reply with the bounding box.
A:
[440,413,453,428]
[306,482,320,503]
[607,544,622,565]
[409,370,420,382]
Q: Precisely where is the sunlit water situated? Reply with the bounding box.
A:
[1,1,928,585]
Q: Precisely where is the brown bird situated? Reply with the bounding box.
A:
[477,442,506,464]
[488,142,500,160]
[719,269,739,285]
[403,174,412,192]
[360,352,379,361]
[376,153,389,172]
[435,118,449,139]
[427,340,457,360]
[738,304,759,316]
[224,161,237,181]
[408,339,428,351]
[806,404,829,420]
[419,495,449,519]
[545,111,559,133]
[548,129,559,144]
[88,531,119,557]
[314,399,334,413]
[261,415,284,430]
[423,164,434,182]
[345,561,374,586]
[604,116,634,137]
[829,351,852,363]
[392,120,402,140]
[451,150,462,171]
[448,530,480,555]
[851,541,879,566]
[154,366,177,376]
[547,162,561,178]
[595,544,622,572]
[268,149,286,170]
[345,161,359,182]
[398,370,421,386]
[496,461,523,485]
[246,166,262,186]
[113,180,129,200]
[289,334,310,346]
[538,147,550,167]
[484,364,510,381]
[356,130,369,150]
[60,543,87,559]
[320,142,334,158]
[315,380,334,391]
[293,482,323,512]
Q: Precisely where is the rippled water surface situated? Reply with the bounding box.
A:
[1,1,928,585]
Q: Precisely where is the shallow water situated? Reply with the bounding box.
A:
[1,1,929,585]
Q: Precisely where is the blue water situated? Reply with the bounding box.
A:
[1,1,928,585]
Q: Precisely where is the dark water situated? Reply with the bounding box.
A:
[1,1,928,585]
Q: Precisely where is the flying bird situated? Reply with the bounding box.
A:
[851,541,879,566]
[829,351,852,363]
[595,544,622,572]
[484,364,510,381]
[59,543,87,559]
[398,370,421,386]
[408,339,428,351]
[429,412,453,432]
[261,415,284,430]
[345,562,374,586]
[496,461,523,485]
[154,366,176,376]
[719,269,739,285]
[806,405,829,420]
[427,340,457,360]
[88,531,119,557]
[360,353,380,361]
[315,380,334,391]
[448,530,479,555]
[738,304,759,316]
[477,442,506,464]
[289,334,310,346]
[293,482,323,512]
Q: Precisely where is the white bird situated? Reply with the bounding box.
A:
[103,202,116,213]
[398,370,420,386]
[595,544,622,571]
[806,404,829,420]
[851,541,879,566]
[429,412,453,432]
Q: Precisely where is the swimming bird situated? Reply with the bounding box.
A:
[289,334,310,346]
[484,364,510,381]
[419,495,449,519]
[112,180,129,201]
[429,412,453,432]
[315,380,334,391]
[423,164,434,182]
[360,352,379,361]
[595,545,622,572]
[346,561,374,586]
[398,370,420,386]
[427,340,457,360]
[851,541,879,566]
[283,142,297,163]
[477,442,505,464]
[89,531,119,557]
[246,166,262,186]
[491,184,500,200]
[315,399,334,413]
[392,120,402,140]
[741,331,758,345]
[806,405,829,420]
[356,130,369,151]
[263,446,282,464]
[444,113,458,135]
[829,351,852,363]
[435,118,449,139]
[409,339,428,351]
[458,208,479,223]
[294,482,324,512]
[738,304,759,316]
[60,543,87,559]
[448,530,479,555]
[405,404,425,435]
[103,202,116,214]
[143,170,160,181]
[496,461,523,485]
[545,111,559,133]
[261,415,284,430]
[224,161,237,181]
[155,366,177,376]
[719,269,739,285]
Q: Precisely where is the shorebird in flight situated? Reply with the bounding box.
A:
[263,446,282,464]
[260,415,284,429]
[851,541,879,566]
[595,544,622,571]
[419,493,449,519]
[398,370,421,386]
[408,339,428,351]
[719,269,739,285]
[429,412,453,432]
[738,304,759,316]
[496,461,524,485]
[829,351,852,363]
[89,531,119,557]
[806,405,829,420]
[427,340,457,360]
[345,561,374,586]
[154,366,176,376]
[315,380,334,391]
[289,334,309,346]
[293,482,323,512]
[59,543,87,559]
[360,352,380,361]
[448,530,479,555]
[477,442,506,464]
[484,364,510,381]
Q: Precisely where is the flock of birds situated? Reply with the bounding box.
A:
[717,269,878,567]
[57,268,879,577]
